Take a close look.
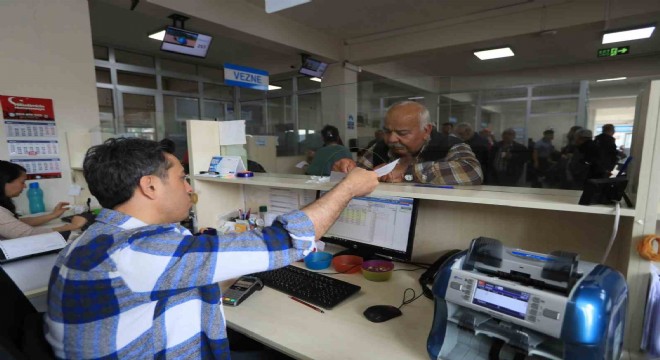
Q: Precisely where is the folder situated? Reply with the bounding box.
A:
[0,232,67,263]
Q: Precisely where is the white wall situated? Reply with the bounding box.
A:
[0,0,99,213]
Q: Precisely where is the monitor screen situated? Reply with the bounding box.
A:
[299,57,328,78]
[160,26,212,58]
[472,280,531,320]
[318,191,419,261]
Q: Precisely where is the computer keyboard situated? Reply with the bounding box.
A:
[251,265,361,309]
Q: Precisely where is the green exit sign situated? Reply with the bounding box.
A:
[597,46,630,57]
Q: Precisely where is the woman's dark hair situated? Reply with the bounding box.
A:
[83,138,173,209]
[320,125,343,146]
[0,160,27,217]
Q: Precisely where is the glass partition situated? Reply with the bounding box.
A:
[94,44,657,197]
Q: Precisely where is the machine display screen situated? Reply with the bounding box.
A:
[472,280,530,320]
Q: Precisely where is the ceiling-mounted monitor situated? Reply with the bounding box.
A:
[160,26,212,58]
[299,57,328,78]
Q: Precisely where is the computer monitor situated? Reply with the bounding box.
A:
[318,191,419,261]
[160,26,212,58]
[299,57,328,78]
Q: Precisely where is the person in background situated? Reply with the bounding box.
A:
[531,129,558,187]
[45,137,378,359]
[365,129,385,150]
[332,101,483,185]
[440,122,454,136]
[568,129,608,188]
[479,128,495,149]
[489,128,530,186]
[453,122,490,183]
[594,124,623,173]
[0,160,87,240]
[306,125,352,176]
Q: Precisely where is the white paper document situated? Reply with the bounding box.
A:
[218,120,247,145]
[269,188,300,214]
[374,158,400,177]
[0,232,66,262]
[209,156,246,175]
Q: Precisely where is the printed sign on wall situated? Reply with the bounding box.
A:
[223,63,269,91]
[0,95,55,121]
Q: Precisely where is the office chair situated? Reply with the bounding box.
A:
[0,266,54,360]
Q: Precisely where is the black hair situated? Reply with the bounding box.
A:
[159,138,176,154]
[0,160,27,218]
[543,129,554,136]
[320,125,343,146]
[83,138,173,209]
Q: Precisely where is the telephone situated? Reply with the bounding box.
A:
[419,249,463,299]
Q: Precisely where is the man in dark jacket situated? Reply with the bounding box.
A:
[489,128,530,186]
[568,129,608,188]
[594,124,619,173]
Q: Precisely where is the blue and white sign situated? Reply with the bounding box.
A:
[224,63,269,91]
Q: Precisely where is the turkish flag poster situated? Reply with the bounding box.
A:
[0,95,55,121]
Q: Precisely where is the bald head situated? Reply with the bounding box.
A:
[383,101,433,156]
[386,101,430,130]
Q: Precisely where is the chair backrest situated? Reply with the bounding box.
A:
[0,266,54,360]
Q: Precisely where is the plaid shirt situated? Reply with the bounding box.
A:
[45,208,316,359]
[358,142,483,185]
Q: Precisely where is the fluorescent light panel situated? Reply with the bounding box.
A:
[268,85,282,90]
[265,0,311,13]
[148,30,165,41]
[596,77,627,82]
[310,77,322,82]
[602,26,655,44]
[474,47,515,60]
[408,96,425,100]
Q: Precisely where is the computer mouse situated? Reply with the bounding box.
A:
[363,305,402,323]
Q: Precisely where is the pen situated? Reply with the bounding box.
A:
[413,184,454,189]
[289,296,325,313]
[245,208,251,220]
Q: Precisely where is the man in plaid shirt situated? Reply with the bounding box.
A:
[334,101,483,185]
[45,138,378,359]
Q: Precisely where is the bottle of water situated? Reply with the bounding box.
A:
[27,182,45,214]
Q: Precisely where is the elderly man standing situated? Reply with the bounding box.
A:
[334,101,482,185]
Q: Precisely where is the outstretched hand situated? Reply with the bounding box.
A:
[51,202,70,218]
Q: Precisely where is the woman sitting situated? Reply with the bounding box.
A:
[0,161,87,240]
[305,125,353,176]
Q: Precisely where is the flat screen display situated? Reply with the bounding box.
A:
[160,26,212,58]
[319,192,418,261]
[472,280,530,320]
[299,57,328,78]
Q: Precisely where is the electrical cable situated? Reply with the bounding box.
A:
[601,201,621,263]
[637,234,660,261]
[397,288,425,310]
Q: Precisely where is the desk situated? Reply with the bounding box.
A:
[221,261,433,360]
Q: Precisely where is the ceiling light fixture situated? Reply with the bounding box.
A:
[265,0,311,13]
[473,47,515,60]
[268,85,282,90]
[408,96,425,100]
[148,30,166,41]
[596,77,627,82]
[602,26,655,44]
[310,77,322,82]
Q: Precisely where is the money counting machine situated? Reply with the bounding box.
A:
[427,237,628,360]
